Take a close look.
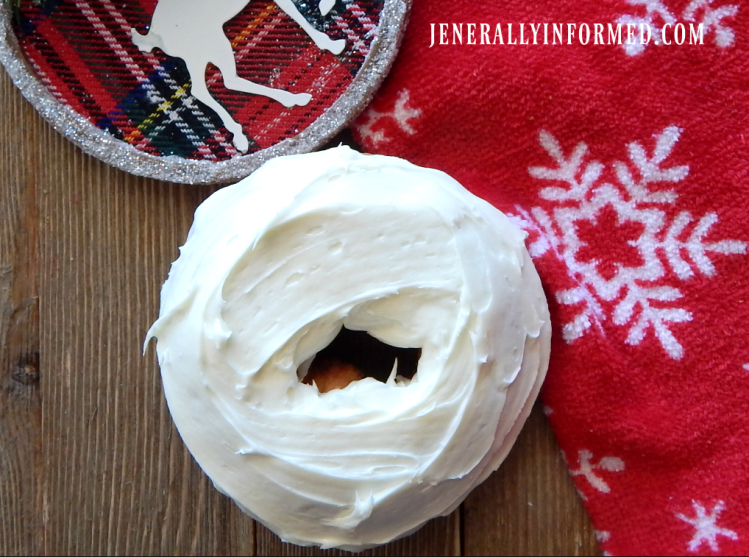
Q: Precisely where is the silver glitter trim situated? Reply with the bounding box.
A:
[0,1,410,184]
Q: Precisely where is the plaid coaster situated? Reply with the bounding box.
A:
[15,0,381,161]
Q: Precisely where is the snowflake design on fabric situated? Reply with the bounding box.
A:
[617,0,739,55]
[354,89,421,146]
[595,530,612,544]
[566,450,625,498]
[512,126,746,359]
[676,501,738,553]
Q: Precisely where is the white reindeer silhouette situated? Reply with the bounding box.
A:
[131,0,345,152]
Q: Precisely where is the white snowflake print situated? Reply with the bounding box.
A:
[595,530,612,544]
[594,531,614,556]
[676,501,738,553]
[354,89,421,146]
[617,0,676,55]
[617,0,739,56]
[566,450,625,498]
[512,126,746,359]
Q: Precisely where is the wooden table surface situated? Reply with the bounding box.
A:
[0,67,601,556]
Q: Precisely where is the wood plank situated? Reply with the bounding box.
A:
[21,70,255,553]
[462,403,601,556]
[0,57,42,557]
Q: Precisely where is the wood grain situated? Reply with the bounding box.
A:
[462,405,599,556]
[0,66,600,556]
[0,58,42,557]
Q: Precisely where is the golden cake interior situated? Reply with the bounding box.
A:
[301,327,421,393]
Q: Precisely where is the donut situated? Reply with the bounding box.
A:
[145,146,551,550]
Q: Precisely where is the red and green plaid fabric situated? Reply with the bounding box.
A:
[15,0,382,161]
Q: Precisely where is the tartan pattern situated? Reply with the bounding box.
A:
[15,0,382,161]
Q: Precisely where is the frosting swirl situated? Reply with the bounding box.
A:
[146,146,551,550]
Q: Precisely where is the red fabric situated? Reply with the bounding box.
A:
[354,1,749,555]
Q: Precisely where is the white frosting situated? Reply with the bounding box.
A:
[146,146,551,550]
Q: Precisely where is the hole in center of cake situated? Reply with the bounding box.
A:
[298,327,421,393]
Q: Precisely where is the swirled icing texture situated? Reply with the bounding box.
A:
[146,146,551,550]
